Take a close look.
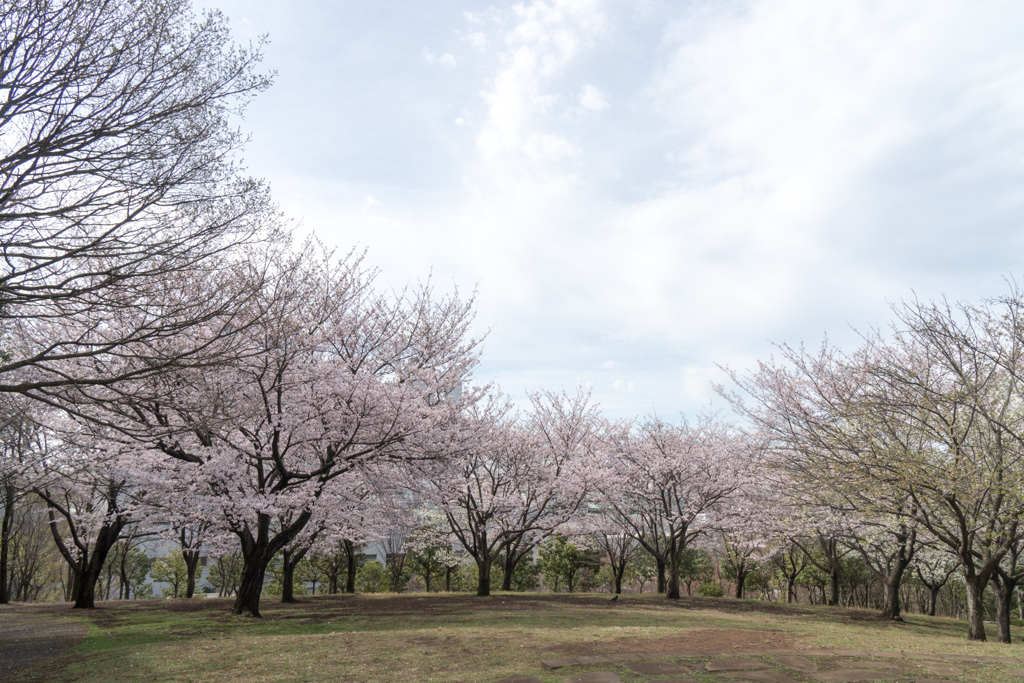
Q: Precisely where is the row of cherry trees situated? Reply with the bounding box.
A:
[1,0,1021,647]
[725,290,1024,642]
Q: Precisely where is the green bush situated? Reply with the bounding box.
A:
[355,560,389,593]
[698,580,724,598]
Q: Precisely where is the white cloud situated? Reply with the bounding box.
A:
[462,30,487,50]
[215,0,1024,419]
[421,47,456,66]
[579,84,608,111]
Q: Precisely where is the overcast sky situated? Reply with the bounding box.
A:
[208,0,1024,418]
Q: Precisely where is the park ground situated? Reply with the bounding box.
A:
[3,594,1024,682]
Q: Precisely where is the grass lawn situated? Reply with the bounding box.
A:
[10,592,1024,682]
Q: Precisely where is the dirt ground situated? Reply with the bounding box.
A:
[0,605,88,682]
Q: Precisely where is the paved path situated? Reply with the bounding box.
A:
[0,611,88,682]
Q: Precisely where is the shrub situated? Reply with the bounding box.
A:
[698,580,725,598]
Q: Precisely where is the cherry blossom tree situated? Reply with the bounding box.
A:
[594,414,753,600]
[417,389,597,597]
[715,478,785,600]
[581,509,639,596]
[30,423,160,608]
[726,291,1024,640]
[912,548,958,617]
[84,244,481,616]
[0,396,48,604]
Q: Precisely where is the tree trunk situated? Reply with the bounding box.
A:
[344,540,356,594]
[613,565,624,594]
[965,576,988,641]
[500,546,520,591]
[72,522,124,609]
[476,558,491,597]
[991,574,1014,644]
[0,484,14,604]
[183,550,200,599]
[328,570,338,595]
[445,566,452,592]
[656,559,666,594]
[665,552,681,600]
[878,549,913,620]
[231,510,311,616]
[735,565,748,599]
[233,553,271,617]
[282,556,296,603]
[827,567,839,606]
[928,586,939,617]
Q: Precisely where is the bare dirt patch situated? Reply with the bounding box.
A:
[0,606,88,682]
[553,628,800,656]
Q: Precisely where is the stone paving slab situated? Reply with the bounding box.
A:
[773,655,818,672]
[940,654,983,662]
[661,649,712,658]
[562,672,623,683]
[704,658,770,672]
[810,670,899,682]
[837,660,899,670]
[542,658,580,669]
[623,660,695,675]
[918,661,961,676]
[602,651,643,663]
[714,671,800,683]
[577,655,611,664]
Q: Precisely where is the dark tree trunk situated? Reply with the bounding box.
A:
[665,548,681,600]
[827,567,839,606]
[72,521,124,609]
[344,540,357,594]
[476,558,491,597]
[656,559,666,594]
[928,586,940,617]
[445,566,452,592]
[328,570,338,595]
[879,558,910,620]
[500,544,528,592]
[233,553,272,617]
[735,563,748,599]
[991,572,1016,644]
[281,546,310,603]
[231,510,311,617]
[282,551,296,603]
[613,565,624,594]
[0,484,14,604]
[786,576,795,603]
[965,575,988,642]
[501,547,514,591]
[183,549,200,599]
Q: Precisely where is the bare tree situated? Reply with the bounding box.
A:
[0,0,277,399]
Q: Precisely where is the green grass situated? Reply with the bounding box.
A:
[13,592,1024,682]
